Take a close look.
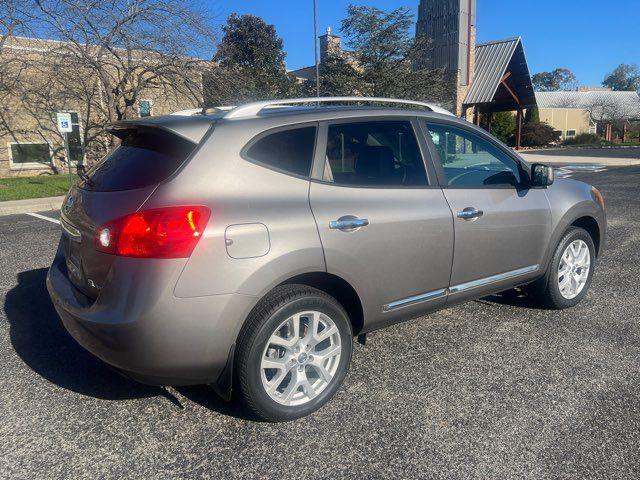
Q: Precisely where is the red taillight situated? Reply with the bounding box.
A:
[95,206,210,258]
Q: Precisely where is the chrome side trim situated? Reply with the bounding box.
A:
[449,264,539,294]
[383,265,540,312]
[383,288,447,312]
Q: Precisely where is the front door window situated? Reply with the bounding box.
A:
[426,123,521,187]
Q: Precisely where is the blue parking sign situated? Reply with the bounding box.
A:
[56,112,73,133]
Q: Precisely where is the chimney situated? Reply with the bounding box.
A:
[319,26,342,64]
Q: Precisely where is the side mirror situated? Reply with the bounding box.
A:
[530,163,554,187]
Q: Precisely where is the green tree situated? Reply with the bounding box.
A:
[318,55,361,96]
[491,111,516,145]
[532,68,577,91]
[322,5,452,108]
[524,107,540,124]
[603,64,640,92]
[206,13,296,105]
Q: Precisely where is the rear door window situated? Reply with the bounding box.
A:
[322,120,428,187]
[81,130,195,192]
[244,126,317,177]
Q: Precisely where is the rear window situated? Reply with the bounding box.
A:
[80,130,196,192]
[244,126,316,177]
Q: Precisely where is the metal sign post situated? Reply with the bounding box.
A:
[56,112,73,188]
[64,132,72,188]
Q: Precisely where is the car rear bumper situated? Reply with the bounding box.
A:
[46,242,257,386]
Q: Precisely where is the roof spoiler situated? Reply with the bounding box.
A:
[107,116,215,143]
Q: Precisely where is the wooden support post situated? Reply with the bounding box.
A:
[487,112,493,134]
[605,123,612,142]
[515,108,523,150]
[473,107,480,125]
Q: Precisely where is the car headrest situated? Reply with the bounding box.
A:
[355,145,395,183]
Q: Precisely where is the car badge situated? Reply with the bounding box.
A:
[64,195,75,213]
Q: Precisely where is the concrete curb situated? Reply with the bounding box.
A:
[0,195,64,217]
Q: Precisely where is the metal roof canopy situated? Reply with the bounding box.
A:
[464,37,536,112]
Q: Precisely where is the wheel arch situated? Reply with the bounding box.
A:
[543,199,603,270]
[278,272,365,335]
[215,271,364,401]
[570,215,601,257]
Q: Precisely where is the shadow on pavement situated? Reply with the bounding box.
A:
[3,267,256,420]
[4,268,159,400]
[175,385,260,421]
[478,288,547,310]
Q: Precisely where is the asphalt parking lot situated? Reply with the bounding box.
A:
[1,166,639,479]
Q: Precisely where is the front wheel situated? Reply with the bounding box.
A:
[235,285,353,422]
[534,227,596,309]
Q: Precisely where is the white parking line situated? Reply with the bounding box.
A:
[26,212,60,225]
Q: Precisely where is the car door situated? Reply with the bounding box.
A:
[423,120,552,303]
[309,118,454,331]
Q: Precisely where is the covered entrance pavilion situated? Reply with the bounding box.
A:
[462,37,536,150]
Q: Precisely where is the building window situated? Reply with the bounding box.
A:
[9,143,52,168]
[566,130,576,137]
[554,130,563,138]
[139,100,152,117]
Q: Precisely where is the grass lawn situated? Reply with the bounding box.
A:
[0,174,73,202]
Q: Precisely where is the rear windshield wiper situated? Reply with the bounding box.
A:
[77,168,94,187]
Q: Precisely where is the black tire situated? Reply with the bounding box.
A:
[534,227,596,309]
[235,284,353,422]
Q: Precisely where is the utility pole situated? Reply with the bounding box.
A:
[313,0,320,98]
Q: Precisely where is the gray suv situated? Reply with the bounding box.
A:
[47,97,606,421]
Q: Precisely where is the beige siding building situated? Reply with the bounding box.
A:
[535,90,640,141]
[538,107,594,140]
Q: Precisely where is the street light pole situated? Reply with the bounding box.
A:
[313,0,320,98]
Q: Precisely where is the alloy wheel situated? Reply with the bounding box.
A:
[558,239,591,300]
[260,311,342,406]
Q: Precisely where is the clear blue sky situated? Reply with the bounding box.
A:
[214,0,640,86]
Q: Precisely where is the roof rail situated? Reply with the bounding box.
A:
[223,96,454,119]
[171,106,236,116]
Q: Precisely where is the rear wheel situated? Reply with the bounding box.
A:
[235,285,352,422]
[534,227,595,309]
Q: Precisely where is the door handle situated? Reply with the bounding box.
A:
[456,207,484,221]
[329,216,369,231]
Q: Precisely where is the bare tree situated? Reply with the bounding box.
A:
[584,93,638,139]
[0,0,29,139]
[8,0,215,164]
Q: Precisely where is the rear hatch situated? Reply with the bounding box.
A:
[60,125,199,299]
